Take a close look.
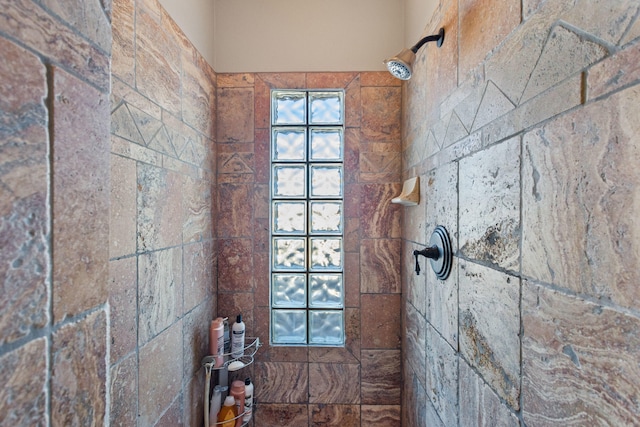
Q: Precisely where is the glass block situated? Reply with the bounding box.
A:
[273,91,306,125]
[310,202,342,234]
[272,309,307,344]
[310,165,342,198]
[272,274,306,308]
[273,128,306,161]
[310,237,342,270]
[273,237,306,270]
[309,310,344,345]
[309,92,343,124]
[273,201,306,234]
[309,274,343,308]
[310,128,343,161]
[273,165,306,198]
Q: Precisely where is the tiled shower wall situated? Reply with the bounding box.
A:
[402,0,640,425]
[216,72,404,425]
[109,0,216,425]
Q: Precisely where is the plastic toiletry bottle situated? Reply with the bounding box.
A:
[217,396,237,427]
[243,377,253,423]
[209,318,224,367]
[223,317,231,354]
[209,384,226,426]
[231,314,245,358]
[230,380,246,427]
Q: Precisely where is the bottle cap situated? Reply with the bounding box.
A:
[223,396,235,406]
[231,380,245,393]
[245,377,251,385]
[236,314,242,323]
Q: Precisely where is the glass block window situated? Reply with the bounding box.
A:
[270,90,345,346]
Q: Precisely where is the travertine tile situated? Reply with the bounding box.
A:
[361,294,401,349]
[459,261,520,408]
[459,136,520,272]
[155,396,183,427]
[137,164,183,252]
[182,175,213,244]
[110,154,137,258]
[345,74,362,128]
[217,183,254,238]
[520,24,607,103]
[183,240,214,312]
[403,366,428,426]
[51,67,109,323]
[404,241,427,316]
[40,0,111,52]
[254,404,308,426]
[310,404,360,425]
[360,72,401,87]
[139,321,183,426]
[361,87,402,142]
[51,309,107,426]
[138,247,183,344]
[472,81,515,131]
[360,239,401,294]
[425,323,458,427]
[522,85,640,310]
[307,72,357,89]
[111,103,145,145]
[309,363,360,404]
[523,281,640,425]
[459,360,519,427]
[360,183,402,239]
[112,0,135,84]
[560,0,638,46]
[588,41,640,100]
[0,338,47,425]
[217,238,254,292]
[182,300,212,379]
[109,257,137,363]
[217,88,254,143]
[361,405,401,426]
[255,362,309,403]
[0,38,49,345]
[182,50,215,136]
[109,354,137,427]
[361,350,401,404]
[184,372,204,427]
[128,103,163,146]
[403,302,426,386]
[216,292,254,332]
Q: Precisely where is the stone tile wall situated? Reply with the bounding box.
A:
[0,0,111,424]
[109,0,216,425]
[216,72,403,425]
[402,0,640,425]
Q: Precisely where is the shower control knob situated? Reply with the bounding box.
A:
[412,225,453,280]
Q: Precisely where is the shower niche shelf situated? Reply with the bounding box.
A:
[202,337,261,427]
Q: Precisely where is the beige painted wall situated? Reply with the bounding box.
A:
[404,0,438,47]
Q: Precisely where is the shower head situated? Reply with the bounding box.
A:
[384,28,445,80]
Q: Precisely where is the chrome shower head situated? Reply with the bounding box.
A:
[384,28,445,80]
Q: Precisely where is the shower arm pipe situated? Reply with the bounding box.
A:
[410,28,445,53]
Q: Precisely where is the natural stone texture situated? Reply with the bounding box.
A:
[403,302,426,387]
[217,88,254,143]
[255,362,309,403]
[307,72,357,89]
[309,363,360,404]
[51,67,109,323]
[460,136,520,271]
[560,0,638,46]
[137,164,183,252]
[109,257,137,363]
[0,0,110,91]
[459,261,520,408]
[109,354,137,427]
[184,372,204,427]
[522,85,640,310]
[109,154,137,258]
[112,0,135,84]
[255,404,309,426]
[359,239,401,294]
[588,41,640,100]
[404,241,426,316]
[135,4,181,114]
[182,49,215,136]
[425,323,458,427]
[523,281,640,425]
[111,134,162,166]
[520,24,607,103]
[442,112,469,147]
[360,183,402,239]
[155,396,183,427]
[344,75,362,129]
[51,309,107,426]
[40,0,112,52]
[310,404,360,425]
[361,86,402,142]
[361,294,401,349]
[183,240,214,312]
[0,38,49,345]
[459,360,520,427]
[182,175,212,243]
[459,0,521,79]
[139,321,183,427]
[359,151,401,183]
[621,13,640,45]
[182,300,212,379]
[361,350,401,404]
[472,81,516,131]
[217,183,254,237]
[128,103,163,146]
[216,292,254,332]
[138,247,183,344]
[403,363,428,426]
[361,405,401,426]
[0,338,47,425]
[217,238,254,292]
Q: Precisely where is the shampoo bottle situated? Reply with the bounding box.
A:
[231,314,245,358]
[209,384,226,426]
[243,377,253,423]
[217,396,237,427]
[209,318,224,367]
[230,380,245,427]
